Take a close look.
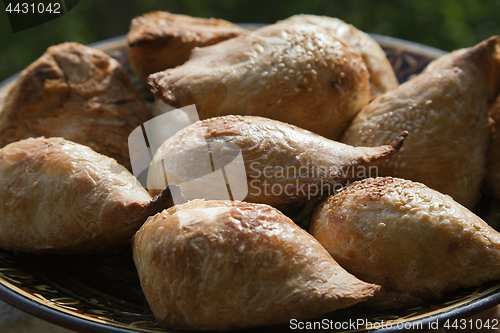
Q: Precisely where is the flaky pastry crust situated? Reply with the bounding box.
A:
[126,11,248,82]
[310,177,500,309]
[148,21,371,140]
[133,199,379,330]
[0,137,174,254]
[147,115,407,207]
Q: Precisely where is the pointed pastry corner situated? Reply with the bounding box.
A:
[389,130,409,152]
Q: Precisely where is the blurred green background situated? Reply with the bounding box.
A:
[1,0,500,82]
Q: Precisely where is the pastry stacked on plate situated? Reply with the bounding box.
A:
[1,11,500,331]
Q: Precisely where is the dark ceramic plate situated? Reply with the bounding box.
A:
[1,33,500,333]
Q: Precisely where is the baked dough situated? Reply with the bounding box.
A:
[147,115,407,207]
[133,199,379,330]
[280,14,399,96]
[0,137,176,254]
[148,21,371,140]
[0,42,150,170]
[485,95,500,199]
[127,11,248,82]
[341,36,500,208]
[310,177,500,309]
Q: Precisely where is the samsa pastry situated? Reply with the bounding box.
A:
[280,14,399,96]
[310,177,500,309]
[133,199,379,331]
[341,36,500,208]
[485,95,500,200]
[0,42,150,169]
[147,115,408,208]
[0,137,178,254]
[148,21,371,140]
[127,11,248,82]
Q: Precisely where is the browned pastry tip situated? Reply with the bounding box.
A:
[133,199,379,330]
[137,184,187,224]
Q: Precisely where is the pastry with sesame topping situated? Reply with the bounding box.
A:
[280,14,399,96]
[0,42,150,170]
[310,177,500,309]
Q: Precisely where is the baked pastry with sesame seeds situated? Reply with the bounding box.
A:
[310,177,500,309]
[146,115,408,208]
[485,95,500,200]
[280,14,399,96]
[341,36,500,208]
[148,21,371,141]
[133,199,379,330]
[126,11,248,82]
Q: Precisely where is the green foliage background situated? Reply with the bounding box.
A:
[1,0,500,81]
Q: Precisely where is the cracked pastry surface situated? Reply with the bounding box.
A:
[280,14,399,96]
[0,42,150,169]
[310,177,500,309]
[133,199,379,331]
[341,36,500,208]
[127,11,248,82]
[148,21,371,140]
[0,137,174,254]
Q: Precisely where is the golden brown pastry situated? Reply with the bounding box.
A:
[133,199,379,331]
[310,177,500,309]
[0,42,150,169]
[341,36,500,208]
[0,137,178,254]
[126,11,248,82]
[485,95,500,199]
[147,115,408,207]
[280,14,399,96]
[148,21,371,140]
